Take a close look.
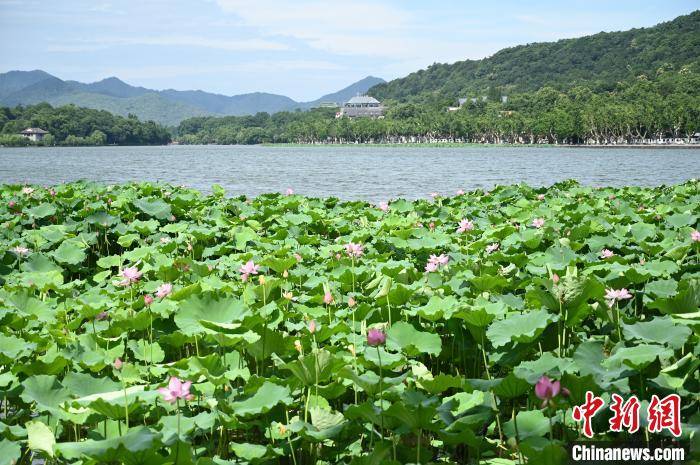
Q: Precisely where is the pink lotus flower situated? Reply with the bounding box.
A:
[537,194,545,201]
[378,201,389,212]
[486,243,500,254]
[308,320,317,334]
[285,188,294,196]
[457,219,474,233]
[22,187,34,195]
[456,189,465,195]
[605,288,633,307]
[600,249,614,259]
[425,261,438,272]
[294,253,303,262]
[552,273,560,284]
[323,291,334,305]
[160,237,171,244]
[155,283,173,299]
[531,218,545,229]
[49,189,56,197]
[11,246,30,256]
[535,376,565,406]
[113,358,123,370]
[347,296,356,307]
[367,328,386,347]
[95,311,109,321]
[143,294,154,306]
[118,266,142,286]
[692,230,700,242]
[158,377,193,404]
[429,254,449,266]
[8,201,16,208]
[345,242,364,258]
[239,260,259,282]
[429,192,439,199]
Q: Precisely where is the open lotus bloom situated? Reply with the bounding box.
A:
[158,376,193,403]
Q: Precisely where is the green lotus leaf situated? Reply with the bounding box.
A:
[387,321,442,356]
[503,410,549,440]
[622,316,691,349]
[230,382,292,417]
[0,439,21,465]
[27,203,57,219]
[486,309,557,348]
[55,426,162,461]
[133,197,172,220]
[603,344,673,370]
[27,420,55,458]
[52,239,86,265]
[175,293,250,335]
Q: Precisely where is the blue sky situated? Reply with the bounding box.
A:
[0,0,697,101]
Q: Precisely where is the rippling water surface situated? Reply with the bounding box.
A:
[1,145,698,201]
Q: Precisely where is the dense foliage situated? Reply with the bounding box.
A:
[1,181,699,464]
[177,69,700,144]
[0,103,171,146]
[370,10,700,103]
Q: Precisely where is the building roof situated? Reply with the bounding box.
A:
[21,128,48,134]
[346,95,380,105]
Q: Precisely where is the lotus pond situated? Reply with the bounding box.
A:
[1,181,699,465]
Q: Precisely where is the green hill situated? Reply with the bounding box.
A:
[370,10,700,103]
[48,92,211,127]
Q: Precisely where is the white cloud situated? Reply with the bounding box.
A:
[47,35,290,53]
[214,0,468,60]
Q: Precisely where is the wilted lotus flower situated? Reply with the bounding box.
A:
[345,242,364,258]
[155,283,172,299]
[11,245,30,256]
[692,230,700,242]
[95,311,109,321]
[378,201,389,212]
[158,377,193,403]
[239,260,259,282]
[143,294,154,306]
[367,328,386,347]
[323,291,334,305]
[605,288,633,307]
[118,266,142,286]
[532,218,545,228]
[457,219,474,233]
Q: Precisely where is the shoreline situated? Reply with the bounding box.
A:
[260,142,700,149]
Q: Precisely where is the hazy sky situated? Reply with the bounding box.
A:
[0,0,697,100]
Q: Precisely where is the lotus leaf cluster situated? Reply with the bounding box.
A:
[1,181,698,464]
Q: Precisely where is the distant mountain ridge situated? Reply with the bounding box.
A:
[0,71,385,125]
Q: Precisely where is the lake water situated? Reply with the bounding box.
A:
[0,145,698,201]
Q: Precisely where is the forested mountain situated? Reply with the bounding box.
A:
[0,103,171,146]
[370,10,700,103]
[0,71,384,125]
[177,68,700,145]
